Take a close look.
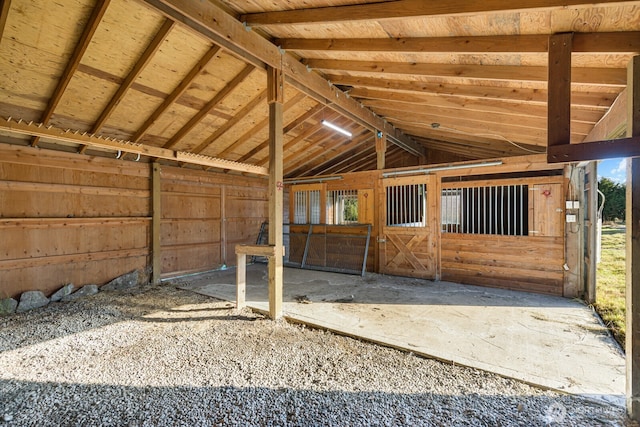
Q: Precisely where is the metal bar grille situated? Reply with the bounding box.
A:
[386,183,426,227]
[441,184,528,236]
[293,190,321,224]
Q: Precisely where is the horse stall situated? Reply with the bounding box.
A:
[286,154,582,297]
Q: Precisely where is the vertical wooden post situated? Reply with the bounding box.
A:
[220,186,227,266]
[236,252,246,309]
[375,131,386,170]
[627,55,640,421]
[268,65,284,320]
[152,162,162,285]
[547,33,573,152]
[563,164,583,298]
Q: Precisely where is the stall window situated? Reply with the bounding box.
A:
[327,190,358,224]
[441,184,528,236]
[386,183,427,227]
[293,189,321,224]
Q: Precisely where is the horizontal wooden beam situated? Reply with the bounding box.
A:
[547,137,640,163]
[240,0,623,26]
[0,117,268,175]
[277,32,640,54]
[144,0,425,157]
[305,59,627,85]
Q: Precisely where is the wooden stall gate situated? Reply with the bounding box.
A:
[379,174,438,280]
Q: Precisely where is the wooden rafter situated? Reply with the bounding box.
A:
[354,89,604,123]
[304,59,627,86]
[281,117,352,168]
[327,75,618,107]
[311,138,378,176]
[371,107,554,147]
[144,0,425,157]
[0,0,12,46]
[240,0,623,26]
[287,129,371,177]
[365,101,593,137]
[217,92,306,160]
[584,88,628,142]
[192,89,267,155]
[235,101,324,163]
[416,136,530,158]
[332,148,377,174]
[90,19,174,135]
[284,124,364,174]
[256,112,338,167]
[0,117,267,175]
[276,32,640,54]
[132,45,221,143]
[162,64,255,150]
[31,0,111,147]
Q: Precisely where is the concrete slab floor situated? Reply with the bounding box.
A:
[175,264,625,407]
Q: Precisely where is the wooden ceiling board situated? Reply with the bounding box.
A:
[1,0,638,173]
[0,37,60,112]
[0,0,94,114]
[103,88,166,135]
[135,25,212,94]
[81,0,165,77]
[54,72,121,127]
[179,52,253,107]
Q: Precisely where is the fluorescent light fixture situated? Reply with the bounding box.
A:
[322,120,352,138]
[382,160,503,178]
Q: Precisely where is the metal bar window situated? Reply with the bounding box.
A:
[441,184,528,236]
[386,183,427,227]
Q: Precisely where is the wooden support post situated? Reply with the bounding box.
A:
[152,162,162,285]
[376,131,386,170]
[236,252,246,309]
[547,33,573,155]
[627,55,640,421]
[268,65,284,320]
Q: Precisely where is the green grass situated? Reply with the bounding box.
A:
[595,225,626,348]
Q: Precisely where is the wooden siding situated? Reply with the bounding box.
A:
[159,165,267,277]
[0,144,150,297]
[441,234,565,295]
[0,144,268,298]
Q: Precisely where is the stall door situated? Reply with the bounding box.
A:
[379,175,437,279]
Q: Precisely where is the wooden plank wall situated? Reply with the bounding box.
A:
[440,175,566,296]
[159,165,267,277]
[0,144,268,298]
[441,234,565,295]
[0,144,150,298]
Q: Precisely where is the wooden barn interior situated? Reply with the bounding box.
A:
[1,0,639,419]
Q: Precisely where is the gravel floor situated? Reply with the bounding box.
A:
[0,283,627,426]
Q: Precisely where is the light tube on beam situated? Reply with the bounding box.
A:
[322,120,352,138]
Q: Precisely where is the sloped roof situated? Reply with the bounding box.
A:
[0,0,638,177]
